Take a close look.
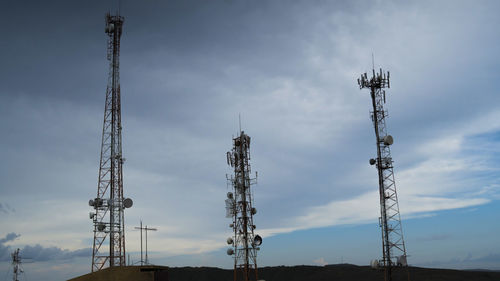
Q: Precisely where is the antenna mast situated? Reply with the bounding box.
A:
[89,12,133,272]
[225,130,262,281]
[135,221,158,265]
[358,68,408,281]
[11,249,22,281]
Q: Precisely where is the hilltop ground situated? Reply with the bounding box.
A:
[167,264,500,281]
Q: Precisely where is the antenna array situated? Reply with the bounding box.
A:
[225,130,262,281]
[358,68,408,281]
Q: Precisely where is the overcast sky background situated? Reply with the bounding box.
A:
[1,0,500,280]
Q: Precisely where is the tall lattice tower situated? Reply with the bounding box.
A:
[88,12,133,272]
[358,68,408,281]
[225,130,262,281]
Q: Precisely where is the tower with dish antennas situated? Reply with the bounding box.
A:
[88,12,133,272]
[358,66,409,281]
[225,128,263,281]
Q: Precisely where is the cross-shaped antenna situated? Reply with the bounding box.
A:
[134,220,158,265]
[372,52,375,70]
[239,113,242,134]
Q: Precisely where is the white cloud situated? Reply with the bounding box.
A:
[312,257,327,266]
[255,107,500,239]
[258,192,489,239]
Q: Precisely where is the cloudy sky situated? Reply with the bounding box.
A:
[1,0,500,280]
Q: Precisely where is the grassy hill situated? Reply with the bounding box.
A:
[167,264,500,281]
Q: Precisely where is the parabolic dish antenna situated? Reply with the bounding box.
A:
[123,198,133,208]
[253,235,262,246]
[383,135,394,145]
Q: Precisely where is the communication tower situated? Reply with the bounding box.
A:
[11,248,22,281]
[225,130,262,281]
[88,12,133,272]
[358,68,408,281]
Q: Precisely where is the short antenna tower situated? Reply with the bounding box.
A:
[358,67,408,281]
[88,12,133,272]
[135,220,158,265]
[225,129,262,281]
[11,249,23,281]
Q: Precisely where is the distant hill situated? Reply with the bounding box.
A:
[167,264,500,281]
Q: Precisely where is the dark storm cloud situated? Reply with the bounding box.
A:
[0,232,20,244]
[20,244,91,262]
[0,232,90,262]
[0,233,20,261]
[0,1,109,103]
[0,203,15,214]
[0,0,360,120]
[117,0,363,123]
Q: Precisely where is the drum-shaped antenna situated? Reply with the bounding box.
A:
[253,235,262,246]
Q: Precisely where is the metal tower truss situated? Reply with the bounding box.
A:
[358,69,408,280]
[11,249,22,281]
[89,13,133,272]
[225,131,262,281]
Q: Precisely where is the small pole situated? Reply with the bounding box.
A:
[144,225,157,264]
[135,221,157,265]
[140,221,143,265]
[145,225,148,264]
[134,220,143,265]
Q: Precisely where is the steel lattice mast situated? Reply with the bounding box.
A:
[358,68,408,281]
[225,130,262,281]
[11,249,21,281]
[89,13,132,272]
